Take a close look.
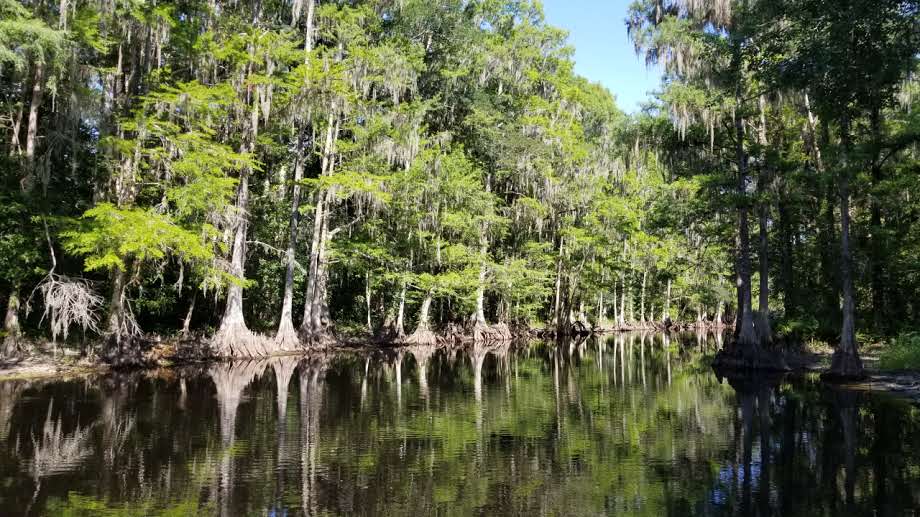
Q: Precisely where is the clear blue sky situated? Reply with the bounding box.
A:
[542,0,661,113]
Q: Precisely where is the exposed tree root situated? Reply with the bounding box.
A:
[298,327,337,349]
[473,322,513,342]
[374,315,405,343]
[212,320,270,358]
[274,317,301,352]
[1,336,20,360]
[405,325,438,345]
[103,335,145,367]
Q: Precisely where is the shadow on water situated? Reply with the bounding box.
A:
[0,332,919,515]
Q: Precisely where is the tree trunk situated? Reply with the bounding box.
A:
[22,62,44,192]
[597,292,605,328]
[2,287,22,358]
[734,103,758,350]
[9,102,23,156]
[214,166,261,357]
[713,71,787,371]
[664,278,672,323]
[306,210,332,340]
[628,289,634,324]
[778,194,796,318]
[826,118,864,379]
[619,277,627,326]
[406,292,436,345]
[395,281,407,338]
[640,270,647,326]
[365,272,372,333]
[275,133,306,349]
[302,188,325,331]
[303,0,316,51]
[181,292,196,336]
[106,268,128,349]
[611,284,617,328]
[756,95,772,345]
[552,239,564,329]
[301,112,337,344]
[474,241,487,326]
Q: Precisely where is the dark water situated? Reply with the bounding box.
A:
[1,333,920,516]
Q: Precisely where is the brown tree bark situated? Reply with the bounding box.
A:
[826,118,864,379]
[734,106,758,349]
[756,95,772,345]
[300,112,337,345]
[2,287,21,358]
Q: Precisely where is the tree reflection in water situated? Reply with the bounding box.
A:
[1,333,920,515]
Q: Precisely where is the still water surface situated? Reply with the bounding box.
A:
[1,333,920,516]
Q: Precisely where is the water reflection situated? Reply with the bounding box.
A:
[0,332,919,515]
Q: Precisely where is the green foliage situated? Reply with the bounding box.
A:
[1,0,917,350]
[879,333,920,370]
[61,203,214,272]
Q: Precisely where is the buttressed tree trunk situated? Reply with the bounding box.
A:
[276,0,317,348]
[104,267,136,361]
[2,287,21,358]
[215,165,264,357]
[733,102,758,351]
[826,118,864,380]
[301,112,338,345]
[215,6,273,357]
[714,74,787,372]
[406,292,436,345]
[276,133,306,350]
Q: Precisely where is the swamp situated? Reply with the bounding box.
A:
[2,0,920,514]
[3,332,920,516]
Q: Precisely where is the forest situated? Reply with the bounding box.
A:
[0,0,919,381]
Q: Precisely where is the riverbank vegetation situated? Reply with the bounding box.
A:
[1,0,919,378]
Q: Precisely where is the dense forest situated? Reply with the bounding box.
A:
[0,0,918,378]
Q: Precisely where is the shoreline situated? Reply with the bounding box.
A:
[4,334,920,407]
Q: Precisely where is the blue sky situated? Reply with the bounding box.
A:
[541,0,661,113]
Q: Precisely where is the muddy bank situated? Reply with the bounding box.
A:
[0,355,108,382]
